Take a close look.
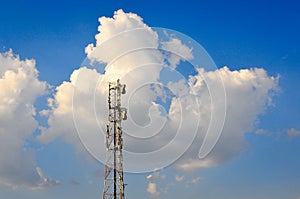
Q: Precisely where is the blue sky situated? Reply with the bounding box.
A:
[0,0,300,198]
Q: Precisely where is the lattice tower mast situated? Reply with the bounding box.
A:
[103,79,127,199]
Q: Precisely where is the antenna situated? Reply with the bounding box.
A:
[103,79,127,199]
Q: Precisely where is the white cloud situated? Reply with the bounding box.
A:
[39,9,164,149]
[186,177,201,185]
[255,129,268,134]
[39,10,279,175]
[146,170,168,196]
[146,170,163,181]
[147,182,159,196]
[0,50,58,189]
[161,38,194,69]
[286,128,300,138]
[85,9,161,68]
[175,175,184,182]
[35,167,60,189]
[38,67,101,146]
[175,67,278,171]
[146,174,153,180]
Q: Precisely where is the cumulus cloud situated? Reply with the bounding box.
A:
[39,10,164,147]
[39,9,279,176]
[38,67,101,146]
[0,50,58,189]
[161,38,193,69]
[175,67,279,172]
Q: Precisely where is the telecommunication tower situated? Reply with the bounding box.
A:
[103,79,127,199]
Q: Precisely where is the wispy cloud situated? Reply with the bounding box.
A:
[175,175,185,182]
[286,128,300,138]
[186,177,201,186]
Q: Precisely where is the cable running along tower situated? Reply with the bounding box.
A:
[103,79,127,199]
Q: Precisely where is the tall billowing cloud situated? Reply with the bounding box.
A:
[39,9,279,175]
[0,50,59,189]
[175,67,278,171]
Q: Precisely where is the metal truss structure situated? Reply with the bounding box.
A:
[103,79,127,199]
